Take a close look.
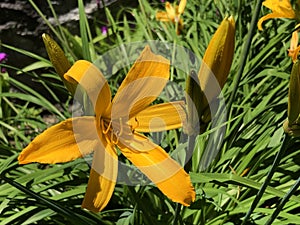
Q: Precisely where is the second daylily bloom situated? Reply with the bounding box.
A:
[156,0,186,33]
[257,0,297,30]
[18,46,195,212]
[258,1,300,61]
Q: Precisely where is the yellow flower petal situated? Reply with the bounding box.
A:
[258,13,289,30]
[156,11,171,22]
[258,0,296,30]
[263,0,295,16]
[82,141,118,212]
[64,60,112,117]
[18,117,97,164]
[165,2,176,20]
[178,0,186,14]
[130,101,186,133]
[118,133,195,206]
[288,30,300,62]
[112,46,170,118]
[290,45,300,63]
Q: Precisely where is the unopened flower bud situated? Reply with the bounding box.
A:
[288,60,300,125]
[185,70,202,135]
[42,33,76,95]
[198,16,235,117]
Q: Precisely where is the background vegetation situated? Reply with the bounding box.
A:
[0,0,299,224]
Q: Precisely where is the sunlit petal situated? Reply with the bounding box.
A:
[130,101,186,133]
[178,0,186,14]
[165,2,176,20]
[258,0,296,30]
[289,45,300,62]
[288,29,300,62]
[82,141,118,212]
[263,0,295,16]
[258,13,283,30]
[64,60,112,117]
[156,11,171,21]
[18,117,98,164]
[118,133,195,206]
[112,46,170,119]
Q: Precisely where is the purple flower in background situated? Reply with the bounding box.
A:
[0,52,8,62]
[0,52,8,73]
[101,26,108,36]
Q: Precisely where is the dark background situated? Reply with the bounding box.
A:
[0,0,138,100]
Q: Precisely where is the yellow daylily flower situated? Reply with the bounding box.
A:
[18,46,195,212]
[258,0,296,30]
[156,0,186,33]
[257,1,300,60]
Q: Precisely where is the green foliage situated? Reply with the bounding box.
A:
[0,0,299,224]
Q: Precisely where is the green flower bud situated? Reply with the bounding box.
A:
[288,60,300,125]
[42,33,76,95]
[198,16,235,112]
[185,16,235,135]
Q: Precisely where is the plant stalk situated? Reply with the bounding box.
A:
[264,175,300,225]
[227,0,263,110]
[241,133,291,224]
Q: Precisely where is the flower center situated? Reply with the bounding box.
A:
[101,117,138,144]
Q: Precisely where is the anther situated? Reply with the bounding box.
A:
[102,120,112,134]
[111,131,119,144]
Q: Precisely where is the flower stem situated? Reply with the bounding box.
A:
[227,0,263,110]
[264,175,300,225]
[241,133,291,224]
[172,203,182,225]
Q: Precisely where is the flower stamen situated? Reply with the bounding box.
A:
[111,131,119,144]
[102,119,112,134]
